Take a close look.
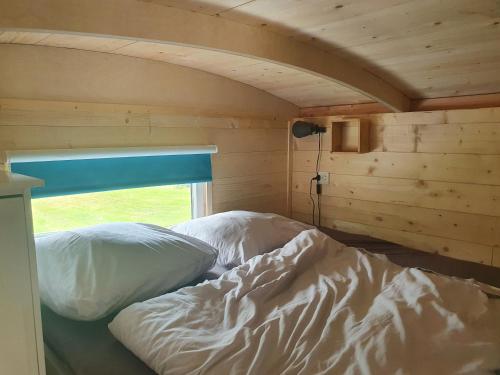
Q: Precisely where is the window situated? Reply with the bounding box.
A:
[8,146,216,233]
[31,182,210,234]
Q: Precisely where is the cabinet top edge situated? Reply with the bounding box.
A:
[0,172,43,196]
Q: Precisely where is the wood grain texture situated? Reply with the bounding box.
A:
[293,192,497,247]
[0,32,368,108]
[0,42,296,218]
[293,151,500,185]
[299,93,500,117]
[3,1,499,108]
[0,45,297,120]
[291,107,500,267]
[294,212,493,265]
[0,98,290,216]
[0,0,410,110]
[212,151,287,178]
[293,172,500,217]
[293,110,500,155]
[164,0,500,101]
[212,172,287,205]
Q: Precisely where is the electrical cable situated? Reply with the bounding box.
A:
[316,133,322,227]
[309,132,322,227]
[309,177,315,226]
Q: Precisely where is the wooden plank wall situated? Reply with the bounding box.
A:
[0,98,289,215]
[291,107,500,267]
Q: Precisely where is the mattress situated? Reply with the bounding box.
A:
[43,264,229,375]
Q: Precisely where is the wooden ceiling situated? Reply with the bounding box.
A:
[0,31,370,108]
[1,0,499,108]
[153,0,500,99]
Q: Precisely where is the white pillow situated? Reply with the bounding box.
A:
[171,211,313,267]
[35,223,217,321]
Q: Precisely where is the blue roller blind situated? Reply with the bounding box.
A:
[11,154,212,198]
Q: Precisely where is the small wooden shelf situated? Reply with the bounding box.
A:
[331,118,370,153]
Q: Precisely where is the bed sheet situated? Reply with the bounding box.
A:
[110,229,500,375]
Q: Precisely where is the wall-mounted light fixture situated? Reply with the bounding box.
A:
[292,121,326,138]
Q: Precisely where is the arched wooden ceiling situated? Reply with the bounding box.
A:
[1,1,498,110]
[158,0,500,99]
[0,0,410,111]
[0,31,373,108]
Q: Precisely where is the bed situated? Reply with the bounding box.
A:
[42,225,500,375]
[42,264,230,375]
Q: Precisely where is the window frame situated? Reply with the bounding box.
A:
[191,182,212,219]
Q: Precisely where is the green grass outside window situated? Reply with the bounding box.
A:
[32,185,191,233]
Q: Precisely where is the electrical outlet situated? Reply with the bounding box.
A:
[317,172,329,185]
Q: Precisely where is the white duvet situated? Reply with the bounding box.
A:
[109,229,500,375]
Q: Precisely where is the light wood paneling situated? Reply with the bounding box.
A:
[0,31,371,108]
[213,172,287,207]
[293,172,500,217]
[0,0,411,111]
[214,193,288,216]
[3,1,499,107]
[164,0,500,101]
[210,128,287,154]
[291,107,500,266]
[293,212,493,265]
[412,94,500,112]
[0,99,287,129]
[294,151,500,185]
[293,192,497,248]
[300,94,500,117]
[0,44,297,119]
[0,98,290,216]
[293,112,500,155]
[212,151,287,178]
[300,103,391,117]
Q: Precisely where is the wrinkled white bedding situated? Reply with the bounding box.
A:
[109,229,500,375]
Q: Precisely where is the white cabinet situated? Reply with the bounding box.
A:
[0,172,45,374]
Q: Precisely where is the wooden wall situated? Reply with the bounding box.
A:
[0,98,290,215]
[0,45,297,216]
[291,107,500,267]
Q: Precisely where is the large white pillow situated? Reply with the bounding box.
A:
[171,211,313,267]
[35,223,218,321]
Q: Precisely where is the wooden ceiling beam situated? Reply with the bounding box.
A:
[0,0,410,112]
[299,93,500,117]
